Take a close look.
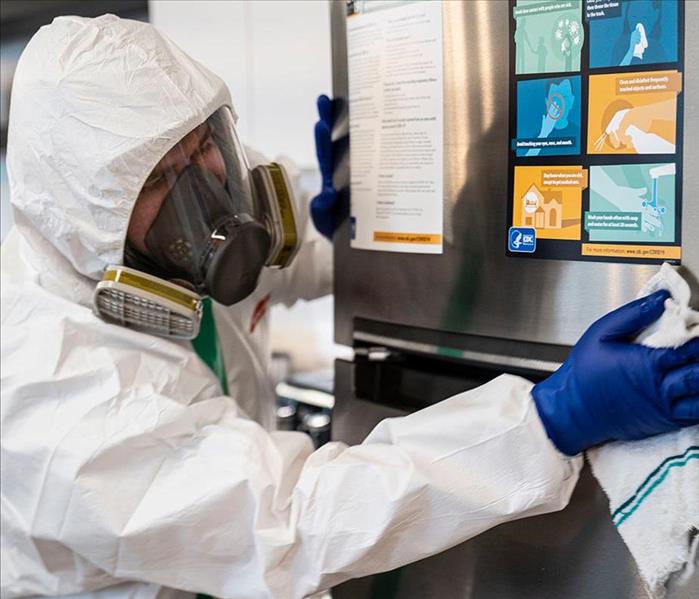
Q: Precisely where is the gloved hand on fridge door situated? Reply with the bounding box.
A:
[310,94,341,239]
[532,290,699,456]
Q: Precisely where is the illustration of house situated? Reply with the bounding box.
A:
[521,184,562,229]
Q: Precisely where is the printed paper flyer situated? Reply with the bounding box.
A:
[346,0,444,254]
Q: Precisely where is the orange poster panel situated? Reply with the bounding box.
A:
[513,166,588,240]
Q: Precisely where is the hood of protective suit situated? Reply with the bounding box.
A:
[7,14,233,280]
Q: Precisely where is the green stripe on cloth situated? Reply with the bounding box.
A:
[191,297,229,396]
[612,446,699,528]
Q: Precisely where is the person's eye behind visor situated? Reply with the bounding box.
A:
[124,106,272,306]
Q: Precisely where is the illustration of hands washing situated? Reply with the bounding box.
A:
[594,165,674,237]
[643,163,675,235]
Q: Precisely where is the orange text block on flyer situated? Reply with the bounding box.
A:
[373,232,442,245]
[582,244,681,261]
[540,167,589,189]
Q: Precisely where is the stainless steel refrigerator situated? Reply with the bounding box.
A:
[329,1,698,597]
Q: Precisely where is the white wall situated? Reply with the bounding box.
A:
[149,0,332,168]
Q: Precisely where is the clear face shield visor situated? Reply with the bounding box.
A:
[94,106,300,339]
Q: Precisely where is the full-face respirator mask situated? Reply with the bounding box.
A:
[94,107,300,339]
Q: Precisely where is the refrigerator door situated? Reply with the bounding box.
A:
[331,0,699,355]
[330,1,698,597]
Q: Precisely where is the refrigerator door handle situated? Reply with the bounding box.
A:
[354,331,563,374]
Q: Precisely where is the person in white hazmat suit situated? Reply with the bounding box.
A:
[3,15,699,599]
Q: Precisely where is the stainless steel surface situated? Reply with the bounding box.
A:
[330,2,698,597]
[355,330,562,373]
[331,359,698,599]
[332,0,699,350]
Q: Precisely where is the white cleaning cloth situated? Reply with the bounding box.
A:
[589,263,699,598]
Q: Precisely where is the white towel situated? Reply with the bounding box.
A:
[588,263,699,598]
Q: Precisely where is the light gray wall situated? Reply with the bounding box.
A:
[149,0,332,169]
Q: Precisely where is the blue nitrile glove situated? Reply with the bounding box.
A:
[533,290,699,456]
[311,94,339,239]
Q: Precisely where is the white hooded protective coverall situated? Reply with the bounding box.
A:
[0,15,583,599]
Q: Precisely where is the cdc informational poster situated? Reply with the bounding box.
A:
[507,0,684,264]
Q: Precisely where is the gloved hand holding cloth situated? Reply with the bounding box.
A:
[533,288,698,457]
[534,264,699,597]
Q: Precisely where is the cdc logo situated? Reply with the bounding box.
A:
[508,227,536,253]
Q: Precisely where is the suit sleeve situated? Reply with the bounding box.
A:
[41,369,581,599]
